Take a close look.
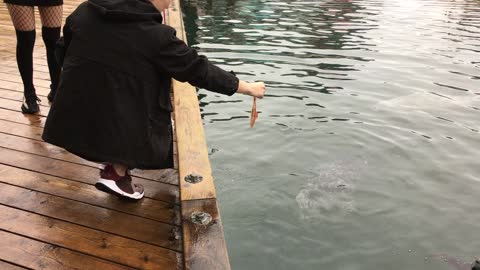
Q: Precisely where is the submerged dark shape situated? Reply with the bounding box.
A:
[472,260,480,270]
[431,254,479,270]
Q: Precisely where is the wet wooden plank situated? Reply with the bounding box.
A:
[0,65,51,80]
[0,57,48,67]
[166,0,186,40]
[0,118,44,140]
[0,230,134,270]
[0,59,50,73]
[0,122,179,185]
[0,107,46,127]
[0,125,99,166]
[168,1,217,201]
[172,80,217,201]
[0,164,180,225]
[0,88,47,101]
[0,182,182,251]
[181,199,231,270]
[166,0,232,269]
[0,53,49,63]
[0,76,50,96]
[0,97,49,117]
[0,204,182,270]
[0,260,28,270]
[0,71,51,88]
[0,147,179,204]
[134,168,179,185]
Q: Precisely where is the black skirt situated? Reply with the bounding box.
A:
[4,0,63,6]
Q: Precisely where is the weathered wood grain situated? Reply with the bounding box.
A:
[0,260,28,270]
[0,164,180,225]
[167,0,217,202]
[0,204,183,270]
[0,121,179,185]
[0,146,180,203]
[0,230,135,270]
[172,80,217,201]
[182,199,231,270]
[0,182,182,251]
[167,0,232,269]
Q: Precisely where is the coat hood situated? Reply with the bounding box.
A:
[88,0,163,22]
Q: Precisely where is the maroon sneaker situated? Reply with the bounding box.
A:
[95,165,145,200]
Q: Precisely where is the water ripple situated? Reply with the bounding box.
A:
[181,0,480,269]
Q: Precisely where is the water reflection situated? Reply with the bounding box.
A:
[180,0,480,269]
[182,0,377,101]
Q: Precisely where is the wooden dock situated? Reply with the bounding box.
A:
[0,0,230,269]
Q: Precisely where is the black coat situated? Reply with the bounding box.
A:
[42,0,239,169]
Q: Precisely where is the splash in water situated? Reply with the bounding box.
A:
[295,160,366,219]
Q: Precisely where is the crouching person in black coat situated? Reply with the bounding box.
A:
[42,0,265,200]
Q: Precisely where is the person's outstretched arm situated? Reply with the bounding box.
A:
[236,81,265,99]
[152,25,265,98]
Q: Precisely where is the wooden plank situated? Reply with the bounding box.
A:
[0,65,51,80]
[0,204,182,270]
[0,124,179,185]
[0,97,49,117]
[0,59,50,73]
[0,71,51,88]
[168,1,217,201]
[166,0,232,268]
[132,168,179,185]
[0,164,180,225]
[0,146,179,203]
[0,230,134,270]
[0,76,50,96]
[0,125,98,166]
[165,0,232,268]
[181,199,231,270]
[0,260,28,270]
[0,118,44,140]
[0,88,48,102]
[173,80,216,201]
[166,0,187,41]
[0,53,51,63]
[0,182,182,251]
[0,107,46,127]
[0,89,50,108]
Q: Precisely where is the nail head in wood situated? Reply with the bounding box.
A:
[191,211,212,225]
[184,173,203,184]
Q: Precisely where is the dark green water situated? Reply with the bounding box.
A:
[179,0,480,269]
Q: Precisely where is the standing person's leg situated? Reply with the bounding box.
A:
[6,4,39,114]
[95,163,145,200]
[38,5,62,102]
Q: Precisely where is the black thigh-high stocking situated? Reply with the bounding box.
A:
[39,5,62,101]
[7,4,37,97]
[15,29,36,96]
[42,26,61,93]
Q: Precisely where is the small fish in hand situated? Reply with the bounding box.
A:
[250,97,258,128]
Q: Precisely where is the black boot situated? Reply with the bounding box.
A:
[15,29,37,111]
[42,26,61,102]
[47,84,57,103]
[21,89,41,114]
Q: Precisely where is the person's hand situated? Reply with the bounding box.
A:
[237,80,266,99]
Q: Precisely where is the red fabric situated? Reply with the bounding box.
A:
[100,165,123,181]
